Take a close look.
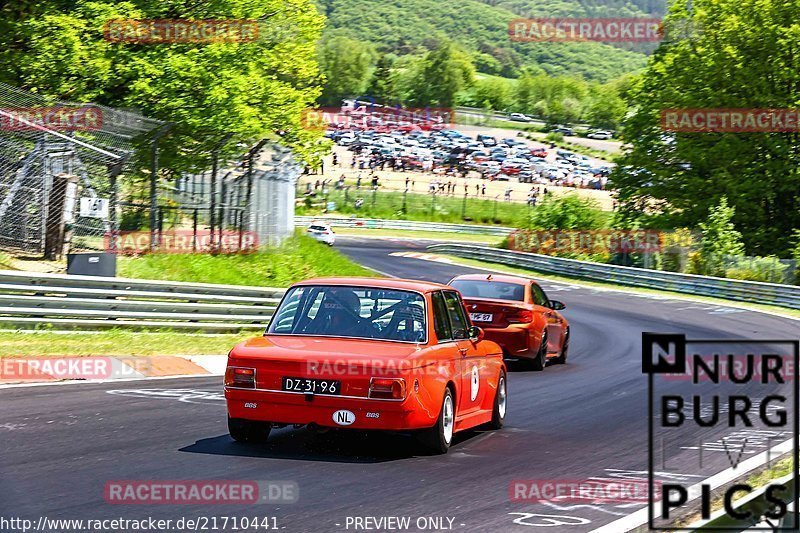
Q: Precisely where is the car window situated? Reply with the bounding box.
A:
[449,279,525,301]
[431,291,452,342]
[268,285,426,343]
[530,283,549,307]
[443,291,469,340]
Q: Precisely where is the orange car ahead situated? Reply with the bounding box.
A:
[448,274,569,371]
[225,277,507,454]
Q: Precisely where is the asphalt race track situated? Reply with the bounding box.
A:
[1,236,797,532]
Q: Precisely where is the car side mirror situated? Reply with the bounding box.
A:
[468,326,484,342]
[549,300,566,311]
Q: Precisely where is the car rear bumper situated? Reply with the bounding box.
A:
[481,326,537,359]
[225,388,434,430]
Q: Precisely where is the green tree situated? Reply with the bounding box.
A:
[408,42,474,107]
[0,0,326,171]
[694,197,745,276]
[318,35,375,105]
[612,0,800,256]
[365,54,397,103]
[528,194,604,230]
[585,84,626,130]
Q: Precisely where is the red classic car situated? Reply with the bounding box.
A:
[225,278,507,453]
[448,274,569,371]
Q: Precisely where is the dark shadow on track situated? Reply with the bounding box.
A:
[180,425,485,464]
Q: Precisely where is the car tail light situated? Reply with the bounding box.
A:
[369,378,406,399]
[507,309,534,323]
[225,367,256,388]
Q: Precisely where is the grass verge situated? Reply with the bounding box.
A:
[0,329,257,356]
[296,189,535,226]
[117,234,376,286]
[436,253,800,319]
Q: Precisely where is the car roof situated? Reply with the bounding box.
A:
[450,273,533,285]
[293,277,451,293]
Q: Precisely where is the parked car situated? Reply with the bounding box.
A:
[477,134,497,147]
[225,278,507,453]
[448,274,569,371]
[306,223,336,246]
[551,126,575,136]
[509,113,533,122]
[587,130,614,140]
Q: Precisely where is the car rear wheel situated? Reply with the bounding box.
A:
[528,331,547,371]
[419,387,455,454]
[488,371,507,429]
[552,328,569,365]
[228,417,271,443]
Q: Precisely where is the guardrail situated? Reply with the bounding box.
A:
[426,244,800,310]
[0,270,285,332]
[296,216,513,236]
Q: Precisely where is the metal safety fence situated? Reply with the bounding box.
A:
[426,244,800,310]
[0,269,283,332]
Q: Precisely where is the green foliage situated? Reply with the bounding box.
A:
[117,234,374,286]
[723,256,791,284]
[296,188,534,226]
[407,43,475,107]
[319,35,376,104]
[0,0,327,170]
[316,0,649,82]
[688,198,745,277]
[611,0,800,257]
[526,194,605,230]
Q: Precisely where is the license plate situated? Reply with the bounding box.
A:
[282,377,340,395]
[470,313,493,322]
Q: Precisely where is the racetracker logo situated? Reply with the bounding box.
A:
[103,19,259,44]
[302,106,454,132]
[509,18,662,42]
[104,230,258,254]
[509,479,659,503]
[0,357,150,381]
[104,480,298,504]
[0,106,102,132]
[661,109,800,133]
[507,229,665,255]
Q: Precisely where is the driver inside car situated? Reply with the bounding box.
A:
[307,289,375,338]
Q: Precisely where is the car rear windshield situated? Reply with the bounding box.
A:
[309,225,328,231]
[450,280,525,302]
[267,285,427,343]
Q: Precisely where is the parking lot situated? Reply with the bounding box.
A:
[314,123,615,210]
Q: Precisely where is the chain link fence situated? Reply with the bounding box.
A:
[0,82,163,259]
[0,83,302,260]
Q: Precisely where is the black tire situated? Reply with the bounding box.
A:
[528,331,548,371]
[488,371,507,429]
[228,417,271,443]
[418,387,455,454]
[552,328,569,365]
